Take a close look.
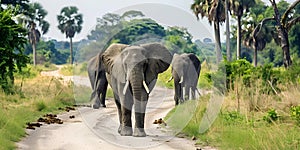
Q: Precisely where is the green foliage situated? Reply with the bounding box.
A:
[112,19,166,45]
[263,108,279,123]
[290,105,300,125]
[157,67,173,88]
[59,65,74,76]
[36,100,47,111]
[0,9,29,94]
[57,6,83,38]
[80,11,201,63]
[221,111,244,125]
[206,59,290,94]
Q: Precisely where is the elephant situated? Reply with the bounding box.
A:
[102,43,172,137]
[170,53,201,105]
[87,52,108,109]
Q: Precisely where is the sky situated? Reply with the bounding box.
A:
[30,0,295,42]
[30,0,216,42]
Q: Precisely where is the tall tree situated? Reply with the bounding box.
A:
[229,0,256,59]
[191,0,226,64]
[57,6,83,64]
[21,2,49,66]
[253,0,300,68]
[243,0,271,66]
[0,9,29,93]
[121,10,145,21]
[225,0,231,61]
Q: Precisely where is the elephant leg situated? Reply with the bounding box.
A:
[99,80,108,107]
[174,81,181,105]
[133,90,148,137]
[113,92,122,133]
[184,86,190,101]
[191,86,196,100]
[93,79,108,109]
[119,92,133,136]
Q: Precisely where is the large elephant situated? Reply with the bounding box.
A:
[170,53,201,105]
[102,43,172,137]
[87,52,108,109]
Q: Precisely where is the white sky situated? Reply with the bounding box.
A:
[30,0,295,42]
[30,0,215,42]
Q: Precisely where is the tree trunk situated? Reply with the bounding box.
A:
[270,0,292,67]
[237,15,242,60]
[70,37,73,64]
[280,29,292,68]
[32,43,36,66]
[253,48,257,67]
[214,21,222,64]
[225,0,231,61]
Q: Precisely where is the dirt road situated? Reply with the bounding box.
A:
[17,68,206,150]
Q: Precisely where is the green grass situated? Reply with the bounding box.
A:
[0,75,75,149]
[165,87,300,149]
[157,67,174,88]
[59,65,74,76]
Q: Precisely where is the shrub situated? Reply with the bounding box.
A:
[263,108,279,123]
[290,105,300,125]
[36,101,47,111]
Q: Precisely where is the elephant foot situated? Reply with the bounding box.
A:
[92,103,106,109]
[92,104,100,109]
[118,125,132,136]
[133,128,146,137]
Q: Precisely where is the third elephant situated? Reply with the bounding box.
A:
[171,53,201,105]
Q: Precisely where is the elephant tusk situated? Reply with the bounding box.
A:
[123,80,129,95]
[143,80,150,94]
[166,76,173,83]
[179,76,183,84]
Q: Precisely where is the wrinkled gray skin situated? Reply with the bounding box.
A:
[171,53,201,105]
[102,43,172,137]
[87,52,108,109]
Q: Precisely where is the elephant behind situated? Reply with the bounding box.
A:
[102,43,172,137]
[171,53,201,105]
[87,52,108,108]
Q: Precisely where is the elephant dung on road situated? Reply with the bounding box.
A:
[87,52,108,109]
[102,43,172,137]
[170,53,201,105]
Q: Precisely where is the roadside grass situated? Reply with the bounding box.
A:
[157,62,213,89]
[0,74,75,149]
[60,63,88,77]
[165,80,300,149]
[157,67,173,88]
[59,65,74,76]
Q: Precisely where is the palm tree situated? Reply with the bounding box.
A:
[242,0,271,67]
[57,6,83,64]
[225,0,231,61]
[191,0,226,64]
[22,2,49,66]
[229,0,256,59]
[252,0,300,68]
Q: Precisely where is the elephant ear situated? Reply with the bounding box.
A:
[102,43,128,83]
[141,43,172,83]
[187,53,201,73]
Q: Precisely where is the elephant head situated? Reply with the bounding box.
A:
[102,43,172,137]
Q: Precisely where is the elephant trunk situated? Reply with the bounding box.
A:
[130,67,147,130]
